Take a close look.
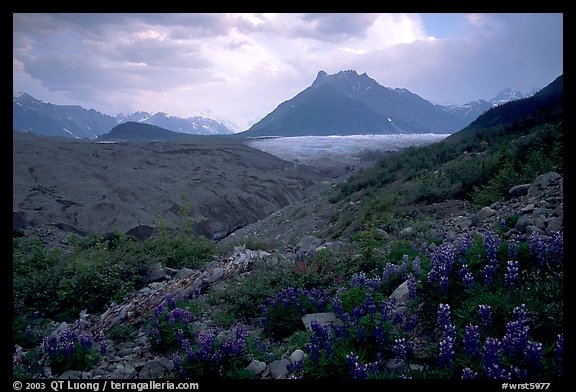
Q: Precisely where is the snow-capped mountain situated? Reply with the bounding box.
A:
[443,86,540,124]
[115,112,234,135]
[13,93,117,139]
[13,93,235,139]
[490,88,526,106]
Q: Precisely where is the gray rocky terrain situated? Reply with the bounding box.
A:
[13,132,333,241]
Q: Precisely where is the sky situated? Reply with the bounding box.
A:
[13,13,563,131]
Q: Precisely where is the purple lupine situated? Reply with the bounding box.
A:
[508,237,520,260]
[504,260,520,288]
[427,243,455,294]
[172,352,181,372]
[412,256,421,276]
[482,264,496,285]
[483,230,501,263]
[404,314,419,333]
[529,233,546,267]
[510,366,528,379]
[550,230,563,264]
[463,325,481,359]
[456,232,473,257]
[177,329,184,344]
[165,293,176,310]
[555,334,563,362]
[502,320,530,358]
[407,273,417,299]
[524,341,543,372]
[485,363,512,379]
[79,333,93,351]
[461,367,479,379]
[459,263,474,289]
[95,332,107,356]
[512,304,528,323]
[42,335,58,358]
[393,338,413,363]
[439,274,449,294]
[483,337,502,370]
[383,262,400,285]
[479,305,492,327]
[437,303,452,332]
[438,335,455,369]
[346,352,368,379]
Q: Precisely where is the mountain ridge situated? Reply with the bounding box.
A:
[13,93,235,139]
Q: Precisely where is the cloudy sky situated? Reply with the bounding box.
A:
[13,13,563,131]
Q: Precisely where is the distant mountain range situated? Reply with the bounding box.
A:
[240,70,538,137]
[13,74,537,140]
[12,93,235,139]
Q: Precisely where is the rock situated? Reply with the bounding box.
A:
[111,363,137,379]
[526,226,545,237]
[126,225,157,241]
[13,210,28,231]
[528,172,561,197]
[508,184,531,198]
[175,268,196,280]
[384,358,405,369]
[297,235,323,253]
[245,360,267,375]
[141,262,166,284]
[375,229,390,240]
[58,370,82,379]
[139,357,173,378]
[268,359,291,379]
[389,280,411,309]
[479,206,497,219]
[515,215,533,232]
[470,214,482,227]
[546,217,563,235]
[521,204,535,213]
[399,227,414,237]
[301,312,336,332]
[289,349,305,365]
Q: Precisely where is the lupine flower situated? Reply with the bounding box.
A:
[459,263,474,289]
[404,314,419,333]
[393,338,413,363]
[508,237,520,260]
[483,230,501,263]
[478,305,492,327]
[463,325,481,359]
[510,366,528,379]
[438,335,455,369]
[406,273,417,299]
[555,334,563,362]
[529,233,546,267]
[485,363,512,379]
[504,260,520,288]
[412,256,421,276]
[456,232,473,257]
[512,304,528,323]
[502,320,530,357]
[346,352,368,379]
[524,341,543,372]
[461,367,479,379]
[550,230,563,264]
[482,264,496,285]
[172,352,181,372]
[483,337,502,369]
[437,303,452,331]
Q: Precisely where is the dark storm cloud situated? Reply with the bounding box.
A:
[291,13,379,42]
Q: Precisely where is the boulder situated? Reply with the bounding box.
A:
[268,359,291,379]
[478,206,497,219]
[245,360,267,375]
[126,225,157,241]
[301,312,336,332]
[508,184,531,198]
[141,263,166,284]
[289,349,305,365]
[528,172,561,197]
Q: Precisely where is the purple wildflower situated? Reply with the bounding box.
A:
[483,337,502,369]
[502,320,530,357]
[504,260,520,288]
[512,304,528,323]
[463,325,481,359]
[346,352,368,379]
[456,232,473,257]
[478,305,492,327]
[412,256,421,276]
[524,341,543,372]
[461,367,479,379]
[483,230,501,263]
[555,334,563,362]
[438,335,455,369]
[459,263,474,289]
[437,303,452,331]
[393,338,413,362]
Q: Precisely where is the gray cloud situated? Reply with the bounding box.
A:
[12,13,563,129]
